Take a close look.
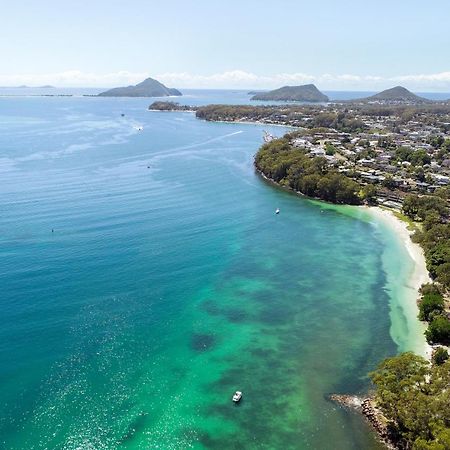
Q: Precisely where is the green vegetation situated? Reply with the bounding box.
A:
[394,146,431,166]
[310,112,366,132]
[370,352,450,449]
[192,102,450,132]
[254,138,361,204]
[403,195,448,222]
[149,101,194,111]
[432,347,449,365]
[418,291,445,321]
[403,193,450,286]
[425,316,450,345]
[195,105,367,132]
[402,195,450,345]
[359,184,378,204]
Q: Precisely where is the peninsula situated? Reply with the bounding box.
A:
[251,84,329,102]
[98,77,182,98]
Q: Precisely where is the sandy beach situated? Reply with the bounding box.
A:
[367,206,432,359]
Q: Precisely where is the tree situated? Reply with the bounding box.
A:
[370,353,450,449]
[369,352,429,426]
[325,142,336,155]
[415,167,426,182]
[360,184,377,204]
[403,194,420,218]
[410,149,431,166]
[435,262,450,287]
[432,347,449,366]
[382,174,397,189]
[425,316,450,345]
[418,293,445,321]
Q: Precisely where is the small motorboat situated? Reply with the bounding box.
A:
[275,208,280,214]
[232,391,242,403]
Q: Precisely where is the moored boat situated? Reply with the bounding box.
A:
[232,391,242,402]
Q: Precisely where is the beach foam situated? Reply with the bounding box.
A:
[367,207,432,358]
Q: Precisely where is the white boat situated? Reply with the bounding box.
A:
[232,391,242,402]
[275,208,280,214]
[263,131,275,143]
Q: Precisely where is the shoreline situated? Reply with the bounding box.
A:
[202,118,299,129]
[255,166,435,447]
[365,206,432,359]
[255,166,432,359]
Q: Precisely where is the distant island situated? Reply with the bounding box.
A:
[0,85,55,89]
[251,84,329,102]
[357,86,431,104]
[148,101,194,112]
[98,77,182,98]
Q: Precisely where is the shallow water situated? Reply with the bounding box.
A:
[0,92,421,449]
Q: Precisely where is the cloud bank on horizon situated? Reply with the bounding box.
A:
[2,70,450,92]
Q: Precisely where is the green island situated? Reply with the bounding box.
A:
[354,86,433,105]
[250,83,329,102]
[99,77,182,98]
[148,101,195,111]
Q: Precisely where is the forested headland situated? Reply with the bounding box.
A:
[254,136,366,204]
[369,352,449,449]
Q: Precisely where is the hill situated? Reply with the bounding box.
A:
[251,84,329,102]
[360,86,430,104]
[98,77,182,97]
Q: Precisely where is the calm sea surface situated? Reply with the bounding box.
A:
[0,90,424,449]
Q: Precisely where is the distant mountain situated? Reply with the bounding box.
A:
[360,86,431,104]
[98,77,182,97]
[251,84,329,102]
[39,85,55,88]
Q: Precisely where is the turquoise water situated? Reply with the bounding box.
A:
[0,93,420,449]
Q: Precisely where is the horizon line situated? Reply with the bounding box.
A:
[2,69,450,92]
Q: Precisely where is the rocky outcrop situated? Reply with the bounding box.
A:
[328,394,396,449]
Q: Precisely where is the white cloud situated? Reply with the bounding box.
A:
[0,70,149,88]
[158,71,450,91]
[1,69,450,91]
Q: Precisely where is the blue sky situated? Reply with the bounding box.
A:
[1,0,450,90]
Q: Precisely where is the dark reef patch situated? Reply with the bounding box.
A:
[191,333,217,352]
[224,308,250,323]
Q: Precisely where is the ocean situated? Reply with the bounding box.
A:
[0,90,426,449]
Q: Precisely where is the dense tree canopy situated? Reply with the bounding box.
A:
[403,194,450,293]
[370,353,450,449]
[255,138,361,204]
